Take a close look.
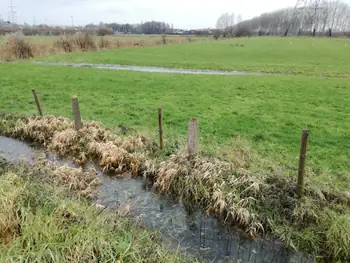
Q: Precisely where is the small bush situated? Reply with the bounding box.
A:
[99,37,110,49]
[0,37,34,61]
[53,33,96,53]
[186,36,194,42]
[234,27,252,37]
[161,34,167,44]
[72,33,96,51]
[53,36,74,53]
[213,31,221,40]
[97,27,113,36]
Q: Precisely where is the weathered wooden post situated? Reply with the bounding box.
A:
[158,107,164,150]
[31,89,43,116]
[188,118,199,155]
[297,129,309,198]
[72,96,82,130]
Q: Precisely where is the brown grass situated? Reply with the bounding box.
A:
[2,115,350,261]
[0,173,23,244]
[8,116,149,176]
[0,34,191,62]
[0,37,34,61]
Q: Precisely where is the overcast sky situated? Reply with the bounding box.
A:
[0,0,349,29]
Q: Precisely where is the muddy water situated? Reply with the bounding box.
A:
[0,136,312,263]
[34,62,281,76]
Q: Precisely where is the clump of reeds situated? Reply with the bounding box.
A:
[99,37,111,49]
[53,33,96,52]
[148,153,265,237]
[0,34,193,62]
[0,173,23,244]
[0,36,34,61]
[8,116,148,176]
[53,36,75,52]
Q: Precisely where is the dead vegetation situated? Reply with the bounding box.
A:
[0,162,188,262]
[0,34,191,62]
[1,114,350,261]
[3,115,149,176]
[0,37,34,61]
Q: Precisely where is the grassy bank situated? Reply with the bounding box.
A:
[0,157,190,262]
[1,115,350,262]
[36,37,350,77]
[1,64,350,174]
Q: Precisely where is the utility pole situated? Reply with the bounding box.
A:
[71,16,74,28]
[8,0,16,33]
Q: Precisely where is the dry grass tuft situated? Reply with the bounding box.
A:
[0,173,23,244]
[0,37,34,61]
[149,152,265,237]
[2,115,350,261]
[9,116,148,177]
[0,34,192,62]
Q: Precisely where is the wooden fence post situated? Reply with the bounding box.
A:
[158,107,164,150]
[72,96,82,130]
[297,129,309,199]
[188,118,199,155]
[31,89,43,116]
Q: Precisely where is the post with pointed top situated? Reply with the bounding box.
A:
[297,129,309,199]
[72,96,82,131]
[31,89,43,116]
[158,107,164,150]
[188,118,199,155]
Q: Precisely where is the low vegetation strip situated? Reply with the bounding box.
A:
[1,115,350,262]
[0,159,189,262]
[0,34,193,62]
[35,37,350,77]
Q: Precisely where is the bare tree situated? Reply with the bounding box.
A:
[235,0,350,36]
[216,12,236,37]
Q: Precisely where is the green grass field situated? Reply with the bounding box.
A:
[36,37,350,77]
[1,63,349,178]
[2,36,350,261]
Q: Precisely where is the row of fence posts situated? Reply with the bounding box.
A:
[30,89,309,199]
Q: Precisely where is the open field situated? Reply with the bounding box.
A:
[37,37,350,77]
[1,63,349,175]
[1,36,350,262]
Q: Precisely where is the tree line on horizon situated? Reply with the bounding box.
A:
[216,0,350,37]
[0,19,212,36]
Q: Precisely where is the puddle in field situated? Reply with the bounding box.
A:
[33,62,281,76]
[0,135,313,263]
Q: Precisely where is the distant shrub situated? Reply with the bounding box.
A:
[234,27,252,37]
[99,37,111,49]
[186,36,194,42]
[72,33,96,51]
[213,31,221,40]
[258,30,266,36]
[53,33,96,52]
[54,36,74,52]
[97,27,113,36]
[0,37,34,61]
[161,34,167,44]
